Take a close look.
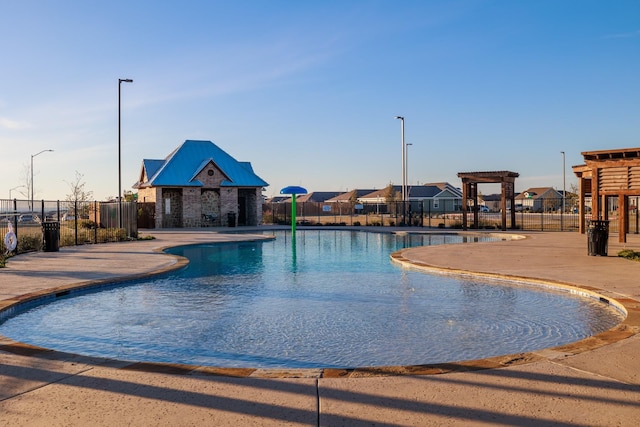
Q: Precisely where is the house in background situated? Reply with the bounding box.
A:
[134,140,268,228]
[357,183,462,213]
[325,189,377,204]
[515,187,562,212]
[294,192,343,203]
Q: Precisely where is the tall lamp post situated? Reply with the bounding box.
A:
[31,149,54,213]
[394,116,406,223]
[561,151,566,213]
[406,142,413,225]
[118,78,133,229]
[405,142,413,188]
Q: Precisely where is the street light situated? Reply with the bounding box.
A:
[561,151,566,213]
[9,185,26,200]
[394,116,406,222]
[118,78,133,229]
[31,149,53,213]
[406,142,413,191]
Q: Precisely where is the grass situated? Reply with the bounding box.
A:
[618,249,640,261]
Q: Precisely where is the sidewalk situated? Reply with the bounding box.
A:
[1,228,639,426]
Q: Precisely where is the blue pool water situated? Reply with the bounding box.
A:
[0,230,623,369]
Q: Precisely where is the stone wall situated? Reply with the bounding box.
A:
[161,188,183,227]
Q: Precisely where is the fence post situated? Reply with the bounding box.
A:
[94,200,98,243]
[13,198,18,242]
[74,200,78,245]
[560,196,564,231]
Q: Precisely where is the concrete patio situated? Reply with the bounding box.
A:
[1,228,639,426]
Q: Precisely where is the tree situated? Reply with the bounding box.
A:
[19,164,32,205]
[64,171,94,216]
[383,183,400,215]
[567,183,579,211]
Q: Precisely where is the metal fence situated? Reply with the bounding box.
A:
[263,200,640,234]
[1,198,138,254]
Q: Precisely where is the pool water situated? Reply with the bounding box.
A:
[0,230,624,369]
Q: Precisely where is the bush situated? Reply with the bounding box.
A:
[81,220,97,229]
[18,235,42,252]
[618,249,640,261]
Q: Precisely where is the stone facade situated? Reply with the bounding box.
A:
[137,161,264,228]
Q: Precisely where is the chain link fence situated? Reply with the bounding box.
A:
[1,198,138,255]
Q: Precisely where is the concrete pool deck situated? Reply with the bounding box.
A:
[1,227,639,426]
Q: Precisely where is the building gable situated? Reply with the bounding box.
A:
[135,140,268,189]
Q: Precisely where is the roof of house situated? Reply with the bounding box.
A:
[135,140,268,189]
[325,189,377,202]
[359,183,462,200]
[515,187,560,200]
[293,192,344,203]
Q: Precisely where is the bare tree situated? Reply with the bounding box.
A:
[20,164,32,202]
[567,183,579,211]
[383,183,400,215]
[64,171,94,217]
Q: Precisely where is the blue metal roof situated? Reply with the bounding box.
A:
[142,159,165,181]
[139,140,268,188]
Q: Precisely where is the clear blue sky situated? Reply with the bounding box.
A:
[1,0,639,201]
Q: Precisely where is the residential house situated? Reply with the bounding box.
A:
[515,187,562,212]
[134,139,268,228]
[357,183,463,213]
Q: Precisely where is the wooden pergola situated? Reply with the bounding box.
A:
[573,147,640,243]
[457,171,519,231]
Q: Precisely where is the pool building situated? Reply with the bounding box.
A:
[134,139,268,228]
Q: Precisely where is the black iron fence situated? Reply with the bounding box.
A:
[1,198,138,254]
[263,199,640,234]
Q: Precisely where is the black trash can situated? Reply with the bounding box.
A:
[42,221,60,252]
[587,220,609,256]
[227,212,236,227]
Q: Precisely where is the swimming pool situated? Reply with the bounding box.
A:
[0,230,624,369]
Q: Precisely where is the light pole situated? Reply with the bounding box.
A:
[406,142,413,225]
[118,78,133,229]
[405,142,413,188]
[561,151,566,213]
[31,149,53,213]
[395,116,406,223]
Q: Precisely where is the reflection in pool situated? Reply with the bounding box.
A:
[0,231,624,369]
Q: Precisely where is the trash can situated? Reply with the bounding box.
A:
[42,221,60,252]
[227,212,236,227]
[587,220,609,256]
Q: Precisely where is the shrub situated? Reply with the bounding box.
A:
[81,220,98,229]
[18,235,42,252]
[618,249,640,261]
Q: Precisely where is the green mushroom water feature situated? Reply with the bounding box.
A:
[280,186,307,267]
[280,186,308,236]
